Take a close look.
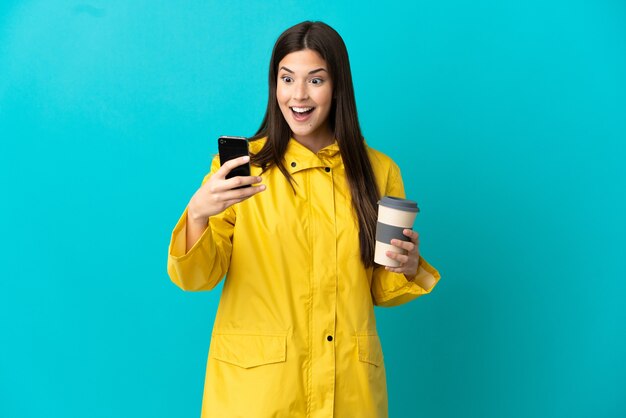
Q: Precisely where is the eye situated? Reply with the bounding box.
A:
[310,78,324,85]
[281,75,293,83]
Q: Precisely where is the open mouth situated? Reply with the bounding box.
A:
[290,106,315,120]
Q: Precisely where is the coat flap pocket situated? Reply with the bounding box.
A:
[357,334,383,367]
[211,333,287,369]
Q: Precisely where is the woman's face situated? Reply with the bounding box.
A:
[276,49,334,145]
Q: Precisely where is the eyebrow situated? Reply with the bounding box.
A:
[279,66,328,75]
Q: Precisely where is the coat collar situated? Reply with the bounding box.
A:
[284,138,341,174]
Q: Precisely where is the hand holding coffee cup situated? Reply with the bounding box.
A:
[374,196,421,276]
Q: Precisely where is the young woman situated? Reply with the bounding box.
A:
[167,21,440,418]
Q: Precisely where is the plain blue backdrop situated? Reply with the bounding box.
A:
[1,1,625,417]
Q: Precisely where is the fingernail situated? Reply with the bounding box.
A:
[257,177,262,182]
[260,185,266,190]
[243,156,250,161]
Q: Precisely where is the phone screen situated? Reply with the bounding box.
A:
[218,136,251,181]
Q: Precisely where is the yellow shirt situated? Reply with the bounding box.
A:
[167,138,441,418]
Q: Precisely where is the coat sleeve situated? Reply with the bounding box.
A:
[167,156,236,291]
[371,160,441,307]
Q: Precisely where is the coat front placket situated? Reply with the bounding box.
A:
[288,145,340,418]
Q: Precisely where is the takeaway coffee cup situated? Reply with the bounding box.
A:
[374,196,420,267]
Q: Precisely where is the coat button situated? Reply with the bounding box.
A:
[325,167,331,172]
[327,335,333,342]
[291,162,296,167]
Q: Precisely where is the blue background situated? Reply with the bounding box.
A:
[1,1,625,417]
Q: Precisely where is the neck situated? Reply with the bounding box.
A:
[293,127,335,154]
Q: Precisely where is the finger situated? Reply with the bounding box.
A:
[215,155,250,178]
[209,175,261,193]
[385,266,406,273]
[219,184,266,203]
[224,194,264,208]
[218,175,263,191]
[386,251,410,264]
[403,229,419,243]
[390,239,415,252]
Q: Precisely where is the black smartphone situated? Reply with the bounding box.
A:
[218,136,251,187]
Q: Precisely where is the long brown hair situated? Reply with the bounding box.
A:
[250,21,379,268]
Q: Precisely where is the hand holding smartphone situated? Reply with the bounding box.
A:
[186,136,264,247]
[218,136,251,187]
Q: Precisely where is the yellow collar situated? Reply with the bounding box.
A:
[284,138,341,173]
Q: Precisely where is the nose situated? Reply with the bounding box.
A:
[293,80,309,100]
